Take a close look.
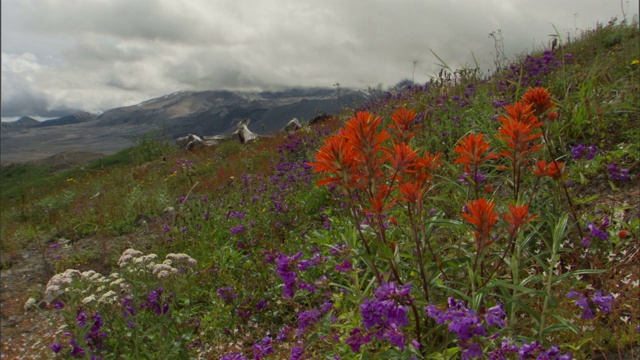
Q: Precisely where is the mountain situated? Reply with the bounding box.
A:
[0,88,367,164]
[0,116,40,132]
[37,112,96,127]
[1,112,97,133]
[95,88,365,138]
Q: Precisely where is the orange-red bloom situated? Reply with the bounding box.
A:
[388,108,419,143]
[342,111,390,156]
[397,181,424,206]
[522,87,555,118]
[497,116,543,157]
[309,135,356,187]
[453,133,497,173]
[389,142,418,176]
[531,160,564,179]
[461,198,499,245]
[503,204,538,232]
[502,102,540,127]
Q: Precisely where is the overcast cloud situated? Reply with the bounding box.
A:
[1,0,636,119]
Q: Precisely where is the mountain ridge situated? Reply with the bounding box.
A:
[0,87,367,164]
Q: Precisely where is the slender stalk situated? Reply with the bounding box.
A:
[540,129,584,240]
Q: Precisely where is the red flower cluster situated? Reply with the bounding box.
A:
[310,108,442,215]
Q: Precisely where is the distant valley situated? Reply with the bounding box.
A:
[0,88,366,165]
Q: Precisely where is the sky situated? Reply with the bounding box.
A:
[1,0,636,120]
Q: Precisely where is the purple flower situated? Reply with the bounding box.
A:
[571,144,596,160]
[290,346,305,360]
[485,302,506,328]
[275,252,302,298]
[297,308,321,332]
[298,281,316,293]
[345,328,372,353]
[230,224,246,235]
[141,287,170,315]
[53,301,64,309]
[383,324,406,350]
[592,290,614,314]
[321,300,334,313]
[276,326,291,342]
[221,353,247,360]
[587,221,609,241]
[581,237,592,247]
[568,290,613,319]
[462,343,483,360]
[121,297,136,317]
[217,286,237,305]
[335,260,353,272]
[76,309,88,327]
[256,299,268,311]
[426,298,486,341]
[252,336,274,360]
[70,345,85,357]
[608,163,630,181]
[50,343,62,353]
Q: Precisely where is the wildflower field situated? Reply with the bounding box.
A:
[1,20,638,359]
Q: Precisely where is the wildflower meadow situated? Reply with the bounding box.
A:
[2,19,638,360]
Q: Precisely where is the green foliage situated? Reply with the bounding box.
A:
[131,128,177,164]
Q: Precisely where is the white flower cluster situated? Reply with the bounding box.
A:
[44,268,124,306]
[43,249,197,308]
[45,269,81,297]
[118,248,197,279]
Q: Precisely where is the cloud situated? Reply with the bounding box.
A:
[1,0,635,118]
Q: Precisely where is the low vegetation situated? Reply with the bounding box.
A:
[2,19,638,359]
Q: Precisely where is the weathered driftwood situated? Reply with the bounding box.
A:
[282,118,302,133]
[176,117,305,150]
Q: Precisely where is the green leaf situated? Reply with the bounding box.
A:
[553,268,606,283]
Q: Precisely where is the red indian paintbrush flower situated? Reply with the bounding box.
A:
[309,135,357,187]
[522,87,555,118]
[389,142,419,177]
[497,115,543,157]
[532,160,564,179]
[461,198,499,245]
[453,133,497,173]
[388,108,418,143]
[342,111,390,158]
[503,204,537,232]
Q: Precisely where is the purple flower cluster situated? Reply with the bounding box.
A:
[567,290,614,319]
[290,346,306,360]
[586,217,610,242]
[51,309,108,357]
[427,298,506,359]
[571,144,596,160]
[498,50,566,94]
[487,338,572,360]
[297,308,321,335]
[348,282,414,351]
[459,171,487,186]
[607,163,630,181]
[141,287,171,315]
[275,252,303,298]
[220,353,247,360]
[230,224,246,235]
[217,286,238,305]
[252,335,274,360]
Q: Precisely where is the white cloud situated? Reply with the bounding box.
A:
[1,0,636,118]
